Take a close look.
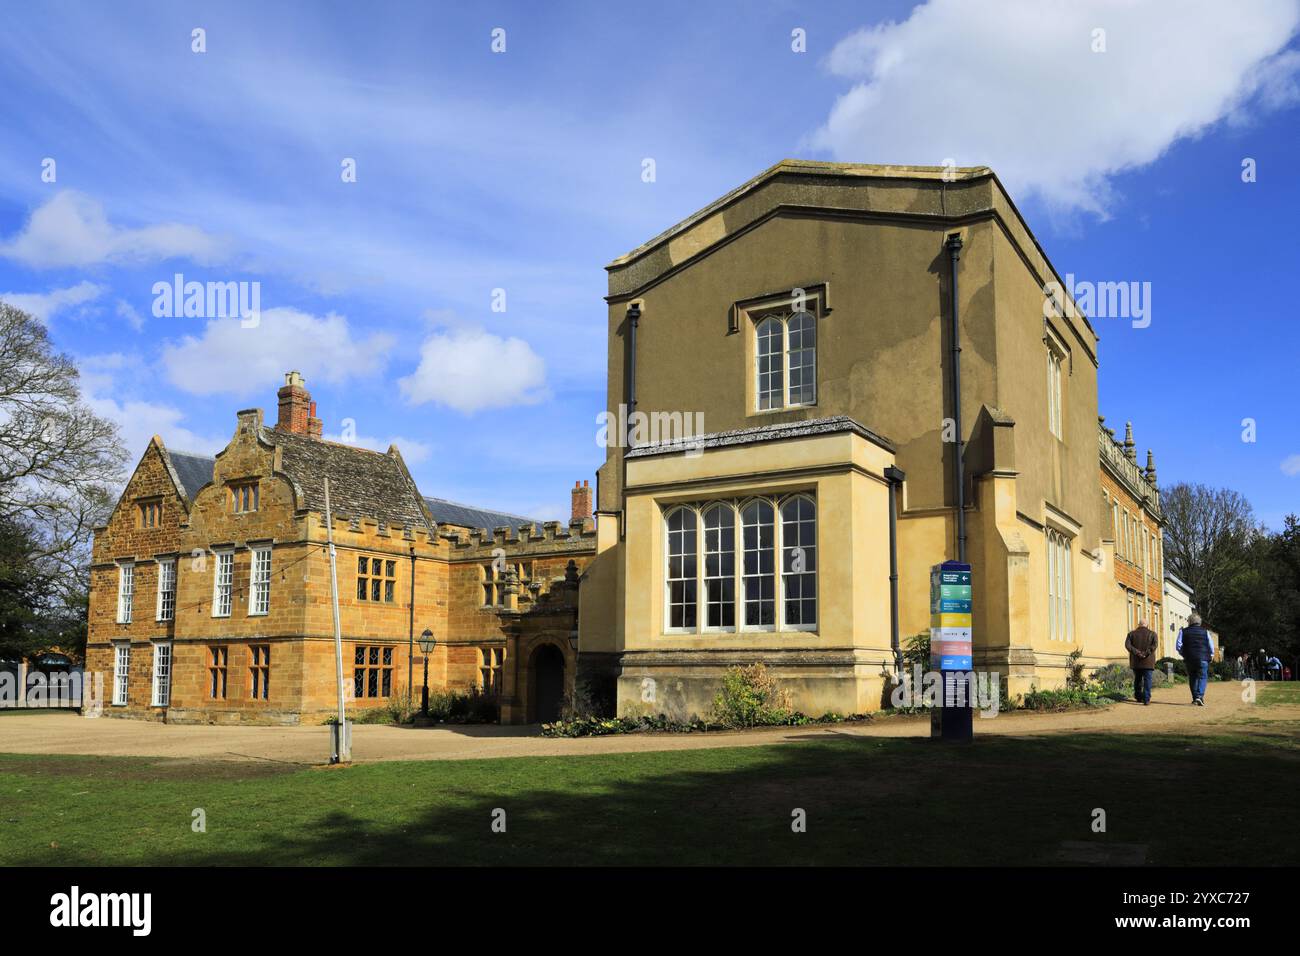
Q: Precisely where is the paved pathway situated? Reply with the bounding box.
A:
[0,681,1283,765]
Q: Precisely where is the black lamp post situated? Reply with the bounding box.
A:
[418,628,436,717]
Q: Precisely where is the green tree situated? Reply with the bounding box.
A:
[0,302,125,660]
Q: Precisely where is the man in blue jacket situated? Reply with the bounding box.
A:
[1176,613,1214,706]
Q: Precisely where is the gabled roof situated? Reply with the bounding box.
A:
[147,428,547,533]
[422,496,542,534]
[262,428,433,531]
[165,450,215,501]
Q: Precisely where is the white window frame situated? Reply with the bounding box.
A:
[779,496,817,631]
[664,506,698,633]
[113,642,130,706]
[116,561,134,624]
[739,498,776,632]
[156,558,176,622]
[151,641,172,707]
[1046,347,1064,439]
[250,546,271,616]
[1047,529,1074,642]
[754,312,818,412]
[212,550,233,618]
[661,494,816,636]
[700,503,736,633]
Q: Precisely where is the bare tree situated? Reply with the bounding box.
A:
[1161,481,1258,624]
[0,303,127,651]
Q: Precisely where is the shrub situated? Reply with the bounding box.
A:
[901,631,930,667]
[710,663,794,728]
[1090,663,1134,695]
[539,710,871,738]
[416,686,499,724]
[1022,687,1114,711]
[1064,648,1087,690]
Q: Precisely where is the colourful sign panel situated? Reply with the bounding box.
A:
[930,562,973,671]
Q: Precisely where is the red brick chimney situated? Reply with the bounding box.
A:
[571,479,592,522]
[276,371,323,437]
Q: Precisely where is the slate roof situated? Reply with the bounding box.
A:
[422,496,542,534]
[165,450,216,501]
[624,415,894,458]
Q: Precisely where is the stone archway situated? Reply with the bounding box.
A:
[527,643,566,724]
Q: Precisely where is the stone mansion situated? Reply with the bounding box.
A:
[87,160,1167,724]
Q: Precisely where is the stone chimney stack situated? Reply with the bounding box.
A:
[277,371,323,437]
[571,479,592,522]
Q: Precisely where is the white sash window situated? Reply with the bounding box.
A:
[113,643,130,706]
[151,642,172,707]
[250,546,271,616]
[116,562,134,623]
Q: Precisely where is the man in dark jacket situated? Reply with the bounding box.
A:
[1177,613,1214,706]
[1124,619,1159,705]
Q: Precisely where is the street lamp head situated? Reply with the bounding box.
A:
[418,629,436,654]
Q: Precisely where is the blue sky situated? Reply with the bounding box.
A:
[1,0,1297,527]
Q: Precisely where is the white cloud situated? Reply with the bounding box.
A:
[0,190,229,268]
[399,326,547,414]
[1282,454,1300,477]
[77,352,226,462]
[115,298,144,331]
[0,280,103,323]
[160,306,393,397]
[813,0,1300,217]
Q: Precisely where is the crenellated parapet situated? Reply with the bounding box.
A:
[1098,416,1161,517]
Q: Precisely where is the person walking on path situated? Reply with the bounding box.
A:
[1177,613,1214,706]
[1125,618,1160,705]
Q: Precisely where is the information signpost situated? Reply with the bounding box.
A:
[930,560,974,741]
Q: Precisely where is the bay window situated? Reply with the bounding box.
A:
[664,494,816,634]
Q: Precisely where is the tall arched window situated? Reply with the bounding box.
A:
[756,317,784,410]
[702,504,736,629]
[755,313,817,411]
[1046,528,1073,642]
[781,496,817,627]
[666,506,697,630]
[741,500,775,627]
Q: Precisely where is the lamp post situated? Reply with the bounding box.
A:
[418,629,436,717]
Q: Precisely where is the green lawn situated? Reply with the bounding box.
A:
[1258,681,1300,707]
[3,715,1297,866]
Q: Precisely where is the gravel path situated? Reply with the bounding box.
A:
[0,680,1286,765]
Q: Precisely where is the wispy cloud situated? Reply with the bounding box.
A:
[0,280,102,323]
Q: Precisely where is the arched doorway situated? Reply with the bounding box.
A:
[528,644,566,724]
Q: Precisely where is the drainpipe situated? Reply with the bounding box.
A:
[625,301,640,448]
[408,544,416,706]
[620,302,641,540]
[945,232,967,563]
[885,465,906,677]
